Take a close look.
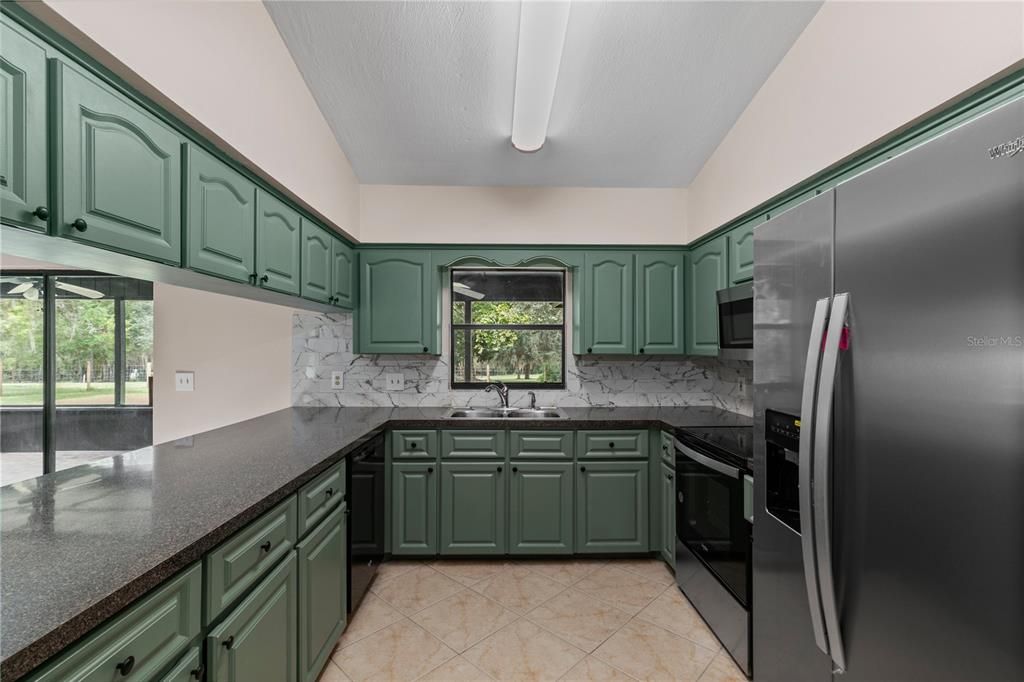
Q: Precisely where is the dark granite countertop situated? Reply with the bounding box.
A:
[0,405,750,679]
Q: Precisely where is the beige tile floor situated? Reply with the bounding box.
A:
[319,558,746,682]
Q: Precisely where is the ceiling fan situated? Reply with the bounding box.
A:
[1,278,105,300]
[452,281,485,300]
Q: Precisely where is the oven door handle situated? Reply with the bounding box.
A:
[672,439,741,478]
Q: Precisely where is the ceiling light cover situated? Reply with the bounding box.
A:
[511,0,571,152]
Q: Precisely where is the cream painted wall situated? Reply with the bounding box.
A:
[685,0,1024,241]
[42,0,360,239]
[152,283,293,444]
[360,185,687,244]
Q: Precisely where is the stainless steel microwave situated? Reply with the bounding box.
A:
[717,283,753,360]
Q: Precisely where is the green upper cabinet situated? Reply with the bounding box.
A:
[582,252,634,354]
[439,462,506,555]
[184,144,255,283]
[508,461,573,555]
[727,221,757,284]
[1,16,49,232]
[358,250,435,354]
[685,235,728,356]
[300,218,332,303]
[635,251,685,355]
[255,189,301,295]
[330,238,355,308]
[576,461,649,553]
[53,60,182,263]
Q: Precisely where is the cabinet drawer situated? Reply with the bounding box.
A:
[204,496,297,624]
[576,430,648,459]
[392,430,437,459]
[297,460,344,538]
[160,645,202,682]
[660,431,675,467]
[30,564,201,682]
[441,430,506,459]
[510,431,574,460]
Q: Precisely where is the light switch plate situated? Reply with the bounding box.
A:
[175,371,195,392]
[331,371,344,390]
[385,373,404,391]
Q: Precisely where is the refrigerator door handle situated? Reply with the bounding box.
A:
[814,291,850,673]
[800,297,831,655]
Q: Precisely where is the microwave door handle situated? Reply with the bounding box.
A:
[672,439,741,478]
[800,297,831,655]
[814,291,850,673]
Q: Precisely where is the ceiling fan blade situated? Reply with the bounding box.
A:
[22,286,40,301]
[55,282,105,299]
[6,282,33,295]
[453,282,485,300]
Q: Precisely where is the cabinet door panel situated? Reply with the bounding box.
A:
[441,430,505,459]
[0,17,48,231]
[391,430,437,459]
[576,461,648,553]
[509,431,573,460]
[660,461,676,567]
[509,462,573,554]
[576,430,647,459]
[728,221,757,285]
[159,645,202,682]
[358,250,434,353]
[208,554,298,682]
[255,189,301,295]
[636,251,685,354]
[185,145,255,282]
[297,506,346,682]
[391,463,437,555]
[440,462,505,555]
[301,218,332,303]
[583,252,633,354]
[56,61,182,263]
[685,236,727,355]
[331,239,355,308]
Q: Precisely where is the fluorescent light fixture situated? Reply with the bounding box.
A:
[511,0,571,152]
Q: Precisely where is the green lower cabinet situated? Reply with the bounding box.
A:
[297,505,347,682]
[575,461,649,553]
[685,235,728,356]
[439,462,506,555]
[54,60,183,264]
[508,462,573,555]
[1,15,49,232]
[29,565,202,681]
[659,461,676,567]
[160,645,203,682]
[208,553,298,682]
[185,144,256,283]
[391,462,438,555]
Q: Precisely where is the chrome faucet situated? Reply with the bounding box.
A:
[527,391,538,409]
[485,381,510,408]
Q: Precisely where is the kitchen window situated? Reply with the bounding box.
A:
[450,269,565,389]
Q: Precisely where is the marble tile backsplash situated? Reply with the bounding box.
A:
[292,311,753,416]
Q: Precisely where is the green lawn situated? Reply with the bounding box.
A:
[0,382,150,406]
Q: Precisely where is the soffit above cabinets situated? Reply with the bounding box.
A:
[264,1,822,188]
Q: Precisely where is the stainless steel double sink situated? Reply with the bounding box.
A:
[446,407,564,419]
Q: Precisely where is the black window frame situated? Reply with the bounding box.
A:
[449,268,567,390]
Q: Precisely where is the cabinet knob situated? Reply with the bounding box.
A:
[325,487,334,498]
[427,466,434,474]
[666,473,674,481]
[71,218,88,232]
[260,540,272,553]
[115,655,135,676]
[512,466,518,473]
[222,636,235,650]
[639,348,645,354]
[587,347,593,354]
[497,466,503,473]
[423,346,429,353]
[409,442,417,449]
[248,272,258,285]
[259,274,269,284]
[190,663,206,680]
[608,442,616,448]
[32,206,49,220]
[580,466,587,472]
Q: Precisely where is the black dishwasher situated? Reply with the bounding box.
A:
[347,435,385,612]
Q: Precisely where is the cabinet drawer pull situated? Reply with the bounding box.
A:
[249,272,258,285]
[325,487,334,498]
[666,473,674,480]
[259,540,272,553]
[409,442,417,449]
[222,636,235,650]
[71,218,88,232]
[115,655,135,676]
[259,274,269,284]
[190,663,206,680]
[32,206,49,220]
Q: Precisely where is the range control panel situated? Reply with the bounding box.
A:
[765,409,800,447]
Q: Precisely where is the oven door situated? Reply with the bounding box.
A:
[717,284,753,360]
[675,440,751,608]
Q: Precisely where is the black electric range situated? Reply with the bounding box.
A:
[675,425,753,473]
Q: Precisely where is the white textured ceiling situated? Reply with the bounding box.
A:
[265,1,821,187]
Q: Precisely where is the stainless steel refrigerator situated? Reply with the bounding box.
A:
[753,95,1023,681]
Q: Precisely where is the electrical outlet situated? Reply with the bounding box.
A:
[385,373,404,391]
[331,371,344,390]
[175,371,195,392]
